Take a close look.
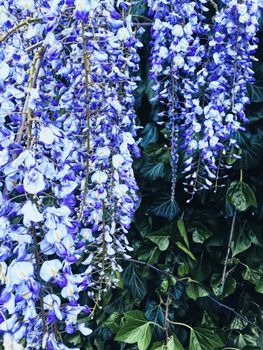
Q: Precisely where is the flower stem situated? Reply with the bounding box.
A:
[78,20,91,221]
[32,226,47,337]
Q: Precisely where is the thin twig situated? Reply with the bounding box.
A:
[221,210,237,286]
[118,257,263,332]
[207,295,263,334]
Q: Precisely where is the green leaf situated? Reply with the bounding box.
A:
[255,280,263,293]
[122,263,147,300]
[176,241,196,261]
[115,310,152,350]
[242,266,263,285]
[177,218,189,248]
[232,227,252,257]
[247,83,263,103]
[151,198,180,220]
[167,336,184,350]
[142,162,165,180]
[227,181,257,212]
[140,123,158,148]
[192,228,213,244]
[186,281,209,301]
[189,328,224,350]
[210,274,237,298]
[149,228,170,251]
[178,262,189,276]
[104,312,122,333]
[151,342,164,350]
[138,246,160,264]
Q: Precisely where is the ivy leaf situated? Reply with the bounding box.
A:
[140,123,158,148]
[149,228,170,251]
[138,246,160,264]
[232,227,252,257]
[242,267,263,285]
[151,198,180,220]
[151,342,164,350]
[192,228,213,244]
[167,336,184,350]
[115,310,152,350]
[104,312,122,333]
[142,162,165,180]
[176,241,196,261]
[227,181,257,212]
[177,218,189,248]
[255,281,263,294]
[189,328,224,350]
[186,281,209,301]
[122,263,147,300]
[236,131,263,170]
[210,274,237,298]
[247,83,263,103]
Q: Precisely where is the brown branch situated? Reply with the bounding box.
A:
[0,18,41,43]
[15,45,45,145]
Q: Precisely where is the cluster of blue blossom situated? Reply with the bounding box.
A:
[148,0,261,198]
[0,0,141,348]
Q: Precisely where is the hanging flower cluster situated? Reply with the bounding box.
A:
[148,0,261,198]
[0,0,141,348]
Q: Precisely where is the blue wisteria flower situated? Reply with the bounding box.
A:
[0,0,141,348]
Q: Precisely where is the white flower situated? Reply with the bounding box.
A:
[189,140,197,149]
[40,260,62,282]
[23,169,45,194]
[123,132,135,145]
[8,262,34,285]
[75,0,97,11]
[0,262,7,284]
[237,3,247,14]
[78,324,92,336]
[172,24,183,37]
[193,122,201,133]
[43,294,62,320]
[45,224,68,244]
[39,127,55,145]
[16,0,35,10]
[173,55,184,68]
[198,140,208,149]
[91,171,107,184]
[21,201,43,223]
[96,146,110,159]
[210,136,219,147]
[28,88,40,109]
[114,184,129,198]
[117,27,130,41]
[112,154,124,168]
[24,299,37,321]
[159,46,168,59]
[61,282,76,298]
[3,333,24,350]
[80,229,94,242]
[0,62,10,82]
[0,149,9,166]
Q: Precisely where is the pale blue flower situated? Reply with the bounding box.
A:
[7,262,34,285]
[23,169,45,194]
[40,259,62,282]
[21,201,43,223]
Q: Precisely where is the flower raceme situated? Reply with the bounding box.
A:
[147,0,262,198]
[0,0,141,348]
